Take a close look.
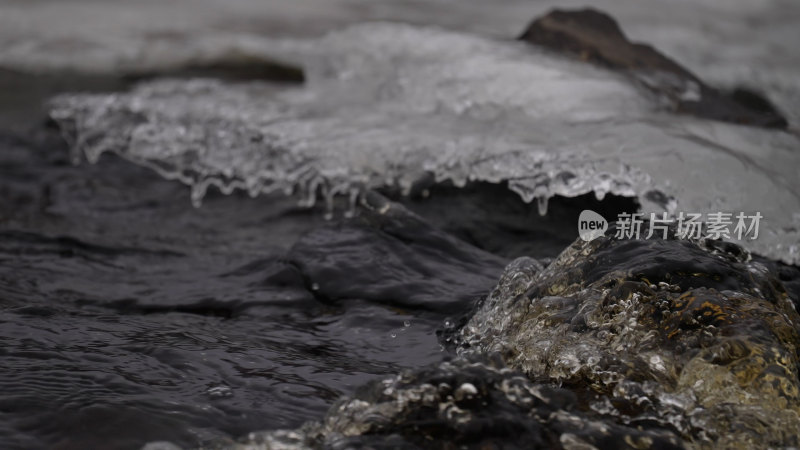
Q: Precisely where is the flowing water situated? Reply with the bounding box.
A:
[0,0,799,449]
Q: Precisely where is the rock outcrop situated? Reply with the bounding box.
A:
[237,356,684,449]
[518,9,788,129]
[219,215,800,449]
[460,227,800,448]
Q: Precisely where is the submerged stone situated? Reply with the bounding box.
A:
[519,8,788,129]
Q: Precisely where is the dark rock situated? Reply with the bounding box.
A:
[122,54,305,83]
[461,226,800,448]
[284,191,506,312]
[219,221,800,449]
[235,357,684,449]
[519,8,788,129]
[202,212,800,450]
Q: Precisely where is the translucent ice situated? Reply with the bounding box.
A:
[48,23,800,263]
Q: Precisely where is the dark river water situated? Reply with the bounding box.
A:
[0,126,450,448]
[1,1,799,449]
[0,120,635,448]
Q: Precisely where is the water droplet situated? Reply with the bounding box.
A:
[311,283,319,291]
[403,320,411,327]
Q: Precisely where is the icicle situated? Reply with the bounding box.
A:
[190,182,208,208]
[536,195,549,216]
[323,185,335,221]
[345,187,361,219]
[298,176,321,208]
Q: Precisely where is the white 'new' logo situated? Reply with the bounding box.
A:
[578,210,608,241]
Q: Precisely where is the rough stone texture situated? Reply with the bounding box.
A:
[519,8,788,129]
[231,357,684,450]
[460,227,800,448]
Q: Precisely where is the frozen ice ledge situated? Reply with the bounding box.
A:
[48,19,800,263]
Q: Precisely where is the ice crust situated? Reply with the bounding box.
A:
[48,23,800,263]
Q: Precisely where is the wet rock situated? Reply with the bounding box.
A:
[285,191,506,312]
[230,357,684,449]
[518,9,788,129]
[202,221,800,449]
[460,227,800,448]
[123,54,305,83]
